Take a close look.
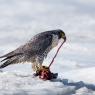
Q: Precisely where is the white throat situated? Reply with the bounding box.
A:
[52,34,59,48]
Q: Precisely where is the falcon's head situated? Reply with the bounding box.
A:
[52,29,66,42]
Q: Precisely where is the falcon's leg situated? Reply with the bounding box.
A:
[32,62,38,71]
[35,56,43,70]
[32,62,42,71]
[32,63,42,77]
[32,56,44,76]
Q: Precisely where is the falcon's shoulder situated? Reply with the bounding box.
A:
[29,33,53,51]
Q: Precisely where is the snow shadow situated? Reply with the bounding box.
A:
[13,73,95,91]
[52,78,95,91]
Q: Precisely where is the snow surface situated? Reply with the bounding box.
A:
[0,68,95,95]
[0,0,95,95]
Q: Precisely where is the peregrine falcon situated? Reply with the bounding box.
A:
[0,29,66,72]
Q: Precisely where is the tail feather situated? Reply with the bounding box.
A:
[0,54,24,69]
[0,59,17,69]
[0,52,23,58]
[0,53,23,68]
[0,51,14,58]
[1,57,11,62]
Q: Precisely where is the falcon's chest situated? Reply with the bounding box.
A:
[43,34,59,58]
[51,34,59,48]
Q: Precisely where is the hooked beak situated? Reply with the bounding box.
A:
[61,32,66,42]
[63,36,66,42]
